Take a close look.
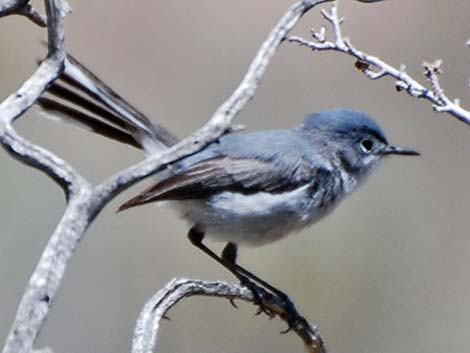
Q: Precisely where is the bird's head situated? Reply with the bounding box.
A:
[297,109,419,181]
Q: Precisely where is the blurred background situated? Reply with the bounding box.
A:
[1,1,470,352]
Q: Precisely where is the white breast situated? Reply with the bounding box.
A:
[169,184,336,247]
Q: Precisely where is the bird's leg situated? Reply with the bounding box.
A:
[188,231,277,298]
[220,242,278,315]
[187,227,247,284]
[220,242,238,264]
[188,228,274,315]
[220,243,269,312]
[220,243,242,308]
[221,242,296,314]
[188,228,303,325]
[220,242,304,331]
[221,242,283,295]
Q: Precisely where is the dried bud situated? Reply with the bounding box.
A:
[423,59,443,75]
[355,60,370,72]
[395,81,406,92]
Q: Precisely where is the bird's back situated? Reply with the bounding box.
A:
[176,128,325,172]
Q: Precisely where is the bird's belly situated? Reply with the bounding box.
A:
[170,185,330,247]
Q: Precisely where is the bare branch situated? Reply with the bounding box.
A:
[1,192,92,353]
[0,0,82,352]
[0,0,47,26]
[0,0,74,195]
[288,3,470,126]
[0,0,27,16]
[133,279,326,353]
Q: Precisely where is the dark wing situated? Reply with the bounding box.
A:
[118,155,320,211]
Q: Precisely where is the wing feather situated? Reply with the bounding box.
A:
[118,155,318,212]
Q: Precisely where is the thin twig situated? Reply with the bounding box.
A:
[15,4,46,26]
[288,3,470,126]
[0,0,47,26]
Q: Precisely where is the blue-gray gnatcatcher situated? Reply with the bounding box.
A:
[38,55,419,303]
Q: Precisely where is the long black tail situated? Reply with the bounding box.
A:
[37,55,179,152]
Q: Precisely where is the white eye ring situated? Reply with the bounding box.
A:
[360,139,374,153]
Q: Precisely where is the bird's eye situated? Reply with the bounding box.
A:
[360,139,374,153]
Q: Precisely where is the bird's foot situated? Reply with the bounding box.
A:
[228,298,239,309]
[238,276,305,334]
[240,276,277,318]
[279,310,305,334]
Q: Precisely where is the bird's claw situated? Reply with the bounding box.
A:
[229,298,239,309]
[280,322,293,334]
[240,277,277,318]
[280,311,305,335]
[254,304,276,318]
[238,275,302,325]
